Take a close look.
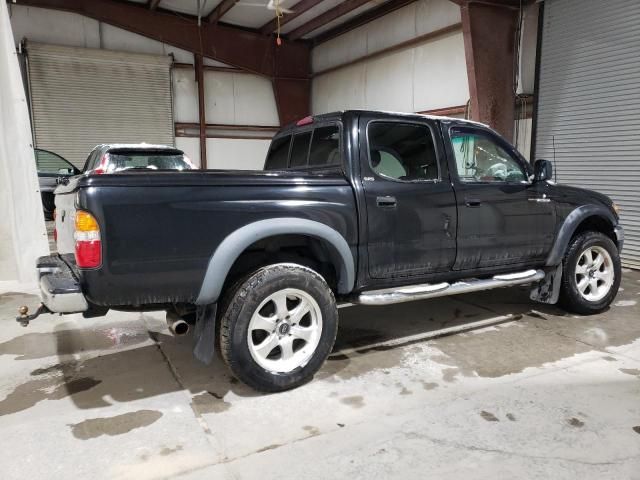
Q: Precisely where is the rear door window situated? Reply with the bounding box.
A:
[264,135,291,170]
[368,122,439,181]
[289,132,312,168]
[309,125,341,167]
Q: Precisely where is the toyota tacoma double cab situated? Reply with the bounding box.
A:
[21,110,624,392]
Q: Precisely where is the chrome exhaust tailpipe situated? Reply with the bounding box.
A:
[166,311,190,336]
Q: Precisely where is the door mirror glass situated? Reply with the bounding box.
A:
[533,159,553,182]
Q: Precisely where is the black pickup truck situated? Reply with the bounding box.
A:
[23,110,624,392]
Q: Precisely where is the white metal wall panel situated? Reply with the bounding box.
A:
[535,0,640,268]
[312,31,469,115]
[27,42,173,167]
[206,138,271,170]
[311,0,461,73]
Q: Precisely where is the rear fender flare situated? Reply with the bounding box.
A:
[545,204,617,266]
[195,218,355,305]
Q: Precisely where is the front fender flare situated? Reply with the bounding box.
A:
[545,204,618,267]
[195,218,355,305]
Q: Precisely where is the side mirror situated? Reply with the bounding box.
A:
[533,159,553,182]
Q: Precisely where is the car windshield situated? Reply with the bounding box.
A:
[35,149,77,175]
[102,152,193,172]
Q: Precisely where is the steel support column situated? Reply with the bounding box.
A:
[273,77,311,126]
[460,1,519,139]
[194,54,207,169]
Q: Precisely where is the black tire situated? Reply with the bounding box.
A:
[219,263,338,392]
[559,231,621,315]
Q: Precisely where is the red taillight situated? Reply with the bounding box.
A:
[93,154,109,175]
[74,211,101,268]
[75,240,101,268]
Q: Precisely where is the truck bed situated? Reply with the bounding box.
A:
[55,169,357,307]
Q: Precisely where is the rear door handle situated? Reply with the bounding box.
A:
[376,196,397,208]
[465,197,482,207]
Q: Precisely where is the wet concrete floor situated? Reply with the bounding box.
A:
[0,270,639,479]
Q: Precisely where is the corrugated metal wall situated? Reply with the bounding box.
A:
[535,0,640,268]
[27,42,173,167]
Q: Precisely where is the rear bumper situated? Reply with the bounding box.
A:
[37,255,88,313]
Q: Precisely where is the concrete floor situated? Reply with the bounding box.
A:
[0,271,639,480]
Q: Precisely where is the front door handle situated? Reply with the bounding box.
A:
[376,196,397,208]
[465,197,482,207]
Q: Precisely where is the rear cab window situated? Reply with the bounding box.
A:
[106,151,192,172]
[85,147,194,173]
[264,123,342,171]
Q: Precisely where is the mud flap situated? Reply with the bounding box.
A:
[193,303,217,364]
[530,263,563,304]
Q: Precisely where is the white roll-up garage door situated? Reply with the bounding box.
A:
[27,42,174,168]
[535,0,640,268]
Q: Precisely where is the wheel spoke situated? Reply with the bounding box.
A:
[280,337,294,360]
[255,333,279,358]
[290,325,314,343]
[577,276,589,293]
[593,253,604,270]
[289,298,311,325]
[251,313,276,332]
[575,263,588,275]
[272,291,289,319]
[589,277,599,294]
[579,252,590,267]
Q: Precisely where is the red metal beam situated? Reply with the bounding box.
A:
[259,0,326,35]
[194,54,207,169]
[449,0,522,8]
[206,0,239,23]
[461,1,519,138]
[314,0,418,45]
[287,0,371,40]
[147,0,161,10]
[15,0,311,79]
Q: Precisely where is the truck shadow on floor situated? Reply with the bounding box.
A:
[2,276,639,417]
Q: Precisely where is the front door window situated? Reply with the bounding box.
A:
[450,131,527,184]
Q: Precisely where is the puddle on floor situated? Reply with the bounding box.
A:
[69,409,163,439]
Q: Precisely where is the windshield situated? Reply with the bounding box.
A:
[100,152,193,172]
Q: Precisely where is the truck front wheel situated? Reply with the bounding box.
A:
[219,263,338,392]
[559,231,621,315]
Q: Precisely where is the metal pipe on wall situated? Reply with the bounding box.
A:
[194,53,207,169]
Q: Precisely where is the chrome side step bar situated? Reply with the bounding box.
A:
[354,269,545,306]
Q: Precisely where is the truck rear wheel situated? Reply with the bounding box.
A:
[559,231,621,315]
[219,263,338,392]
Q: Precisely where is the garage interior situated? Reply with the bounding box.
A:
[0,0,639,478]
